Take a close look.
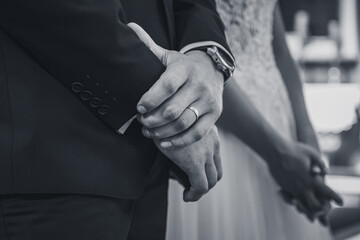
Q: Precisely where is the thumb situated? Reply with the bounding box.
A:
[128,22,169,65]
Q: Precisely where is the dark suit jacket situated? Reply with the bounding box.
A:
[0,0,230,199]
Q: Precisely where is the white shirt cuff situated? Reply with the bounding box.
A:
[180,41,235,63]
[117,114,137,135]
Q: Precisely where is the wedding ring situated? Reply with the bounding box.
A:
[187,106,199,121]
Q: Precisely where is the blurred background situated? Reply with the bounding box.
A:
[279,0,360,239]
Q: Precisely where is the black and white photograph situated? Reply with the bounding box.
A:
[0,0,359,239]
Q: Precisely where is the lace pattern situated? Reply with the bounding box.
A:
[216,0,297,139]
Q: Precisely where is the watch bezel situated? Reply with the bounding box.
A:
[206,46,235,79]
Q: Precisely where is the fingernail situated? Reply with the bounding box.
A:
[160,141,172,148]
[142,128,150,138]
[137,105,147,114]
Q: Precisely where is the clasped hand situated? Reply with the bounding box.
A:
[128,23,224,149]
[128,23,224,201]
[271,141,343,225]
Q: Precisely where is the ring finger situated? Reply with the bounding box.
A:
[142,101,204,139]
[139,83,199,129]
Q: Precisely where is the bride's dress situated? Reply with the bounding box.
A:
[166,0,333,239]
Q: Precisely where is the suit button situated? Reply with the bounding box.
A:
[98,105,110,115]
[90,97,101,108]
[71,82,84,93]
[80,90,93,101]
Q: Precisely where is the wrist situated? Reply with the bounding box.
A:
[185,46,235,82]
[259,132,291,166]
[185,50,224,82]
[296,123,320,150]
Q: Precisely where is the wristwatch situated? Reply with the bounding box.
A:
[206,46,235,81]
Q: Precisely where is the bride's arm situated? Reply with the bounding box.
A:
[218,80,316,173]
[272,4,319,151]
[218,79,342,221]
[218,80,287,163]
[271,5,340,222]
[217,3,342,221]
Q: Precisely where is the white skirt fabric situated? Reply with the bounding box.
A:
[166,0,333,238]
[166,130,332,240]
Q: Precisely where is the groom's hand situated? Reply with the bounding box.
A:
[128,23,224,149]
[154,125,223,202]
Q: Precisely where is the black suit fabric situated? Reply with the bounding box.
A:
[0,159,169,240]
[0,0,229,199]
[0,0,230,239]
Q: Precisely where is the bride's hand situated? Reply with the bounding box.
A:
[268,141,343,220]
[295,124,335,225]
[279,176,335,225]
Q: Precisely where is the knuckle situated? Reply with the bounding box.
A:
[196,82,208,93]
[141,118,156,128]
[193,128,206,142]
[172,137,186,148]
[192,160,203,171]
[149,129,161,139]
[193,132,202,142]
[163,81,177,95]
[196,184,208,195]
[163,105,181,121]
[175,117,190,131]
[141,98,156,110]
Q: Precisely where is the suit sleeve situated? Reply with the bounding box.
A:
[0,0,165,132]
[173,0,232,55]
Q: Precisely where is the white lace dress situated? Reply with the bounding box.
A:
[166,0,332,239]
